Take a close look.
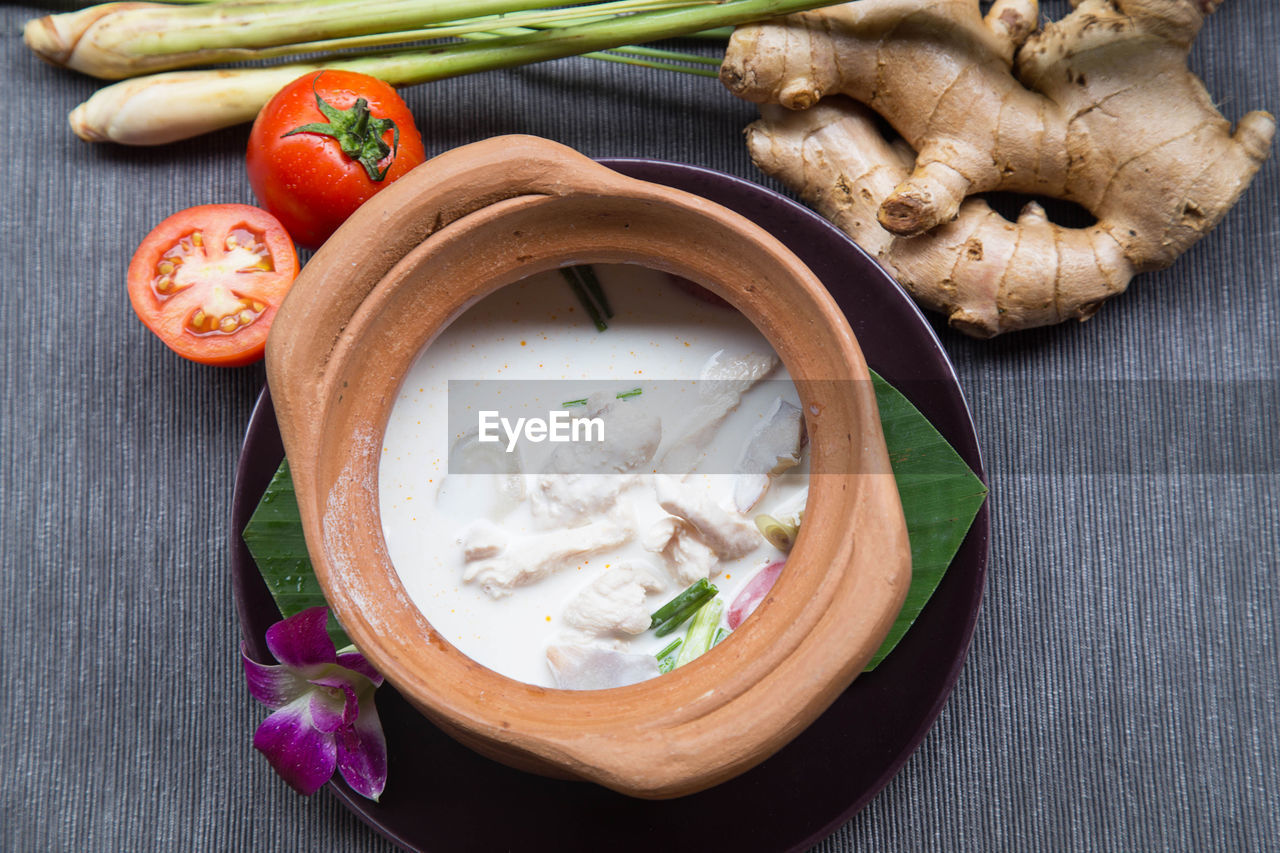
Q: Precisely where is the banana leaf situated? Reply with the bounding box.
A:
[241,459,351,649]
[865,373,987,669]
[242,371,987,668]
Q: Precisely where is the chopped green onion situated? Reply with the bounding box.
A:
[561,387,642,408]
[650,577,717,637]
[560,268,608,332]
[712,626,729,647]
[673,598,724,667]
[755,513,798,551]
[656,637,683,672]
[656,637,683,659]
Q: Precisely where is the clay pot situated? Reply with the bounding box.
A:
[266,135,910,799]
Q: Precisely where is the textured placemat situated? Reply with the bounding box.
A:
[3,1,1276,850]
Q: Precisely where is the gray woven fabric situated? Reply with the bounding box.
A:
[2,1,1276,850]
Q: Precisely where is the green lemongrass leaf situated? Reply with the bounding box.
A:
[273,0,719,61]
[864,370,988,670]
[574,265,613,318]
[464,23,721,76]
[560,268,608,331]
[585,52,720,77]
[242,460,351,649]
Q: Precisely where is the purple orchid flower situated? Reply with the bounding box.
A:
[241,606,387,800]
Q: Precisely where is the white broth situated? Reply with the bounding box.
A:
[379,265,808,688]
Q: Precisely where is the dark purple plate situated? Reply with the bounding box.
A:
[230,160,989,853]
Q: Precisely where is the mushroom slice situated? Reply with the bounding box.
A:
[658,350,779,474]
[546,644,661,690]
[733,398,805,513]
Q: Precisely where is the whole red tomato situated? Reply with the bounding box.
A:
[247,70,427,249]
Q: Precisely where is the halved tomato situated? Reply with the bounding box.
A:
[127,204,299,367]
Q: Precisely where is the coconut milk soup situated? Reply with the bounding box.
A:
[379,265,809,689]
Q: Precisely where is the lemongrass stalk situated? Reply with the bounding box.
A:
[158,0,738,24]
[53,0,717,70]
[25,0,609,80]
[70,0,834,145]
[672,598,724,668]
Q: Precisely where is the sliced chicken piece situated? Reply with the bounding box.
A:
[459,519,507,562]
[643,515,721,585]
[532,392,661,526]
[530,474,633,529]
[658,350,779,474]
[653,475,758,560]
[463,519,630,598]
[733,398,805,513]
[546,644,661,690]
[562,563,666,636]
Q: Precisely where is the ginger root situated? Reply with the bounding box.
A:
[721,0,1274,337]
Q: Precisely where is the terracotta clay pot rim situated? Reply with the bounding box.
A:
[265,135,911,798]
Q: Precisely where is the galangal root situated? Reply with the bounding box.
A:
[721,0,1274,337]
